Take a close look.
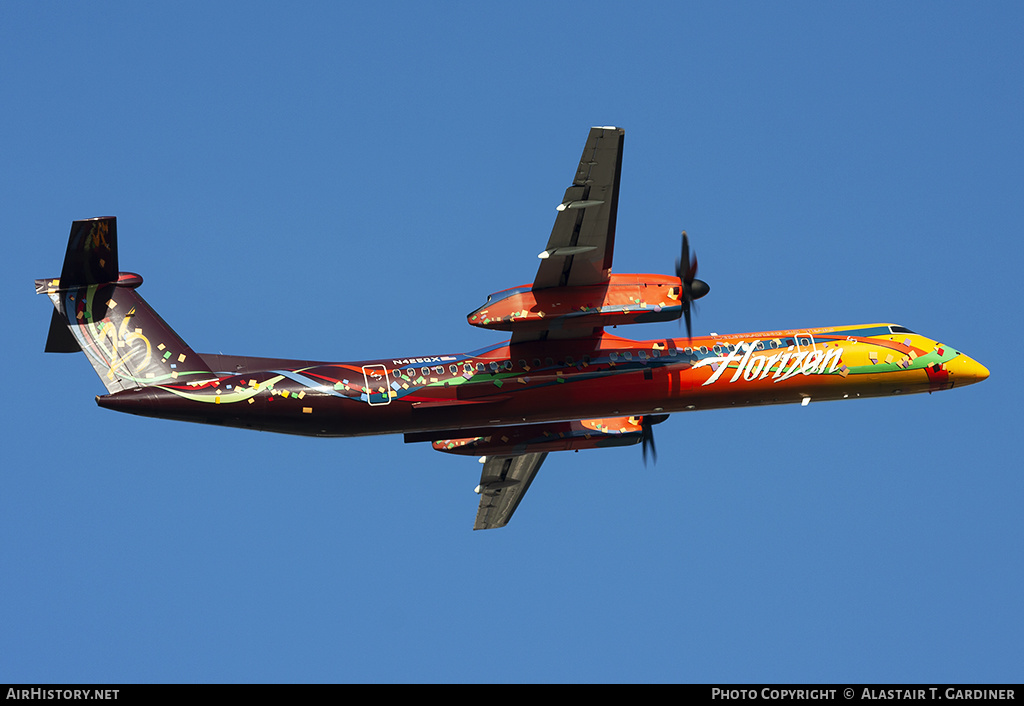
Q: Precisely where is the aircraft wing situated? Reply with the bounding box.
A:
[473,452,548,530]
[532,126,624,290]
[512,126,624,344]
[469,129,624,527]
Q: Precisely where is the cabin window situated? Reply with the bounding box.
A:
[565,355,574,365]
[503,361,512,370]
[623,352,633,361]
[638,350,648,360]
[476,363,486,372]
[449,364,458,374]
[518,359,528,369]
[489,362,499,372]
[464,363,474,374]
[533,358,542,368]
[434,366,444,375]
[421,367,430,376]
[610,352,619,361]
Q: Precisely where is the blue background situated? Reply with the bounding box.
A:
[2,3,1020,683]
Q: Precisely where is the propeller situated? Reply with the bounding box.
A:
[640,413,670,466]
[674,231,710,341]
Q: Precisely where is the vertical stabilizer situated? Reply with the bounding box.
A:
[37,217,215,393]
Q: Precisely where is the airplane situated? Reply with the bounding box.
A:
[36,127,989,530]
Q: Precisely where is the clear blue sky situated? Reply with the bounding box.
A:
[3,2,1021,683]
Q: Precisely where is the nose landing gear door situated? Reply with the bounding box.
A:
[362,364,392,406]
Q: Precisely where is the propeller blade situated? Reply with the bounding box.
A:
[675,231,695,281]
[684,232,697,281]
[674,230,707,341]
[641,429,655,466]
[640,414,667,466]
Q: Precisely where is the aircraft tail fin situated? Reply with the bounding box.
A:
[37,217,215,394]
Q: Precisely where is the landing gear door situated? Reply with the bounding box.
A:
[362,364,392,406]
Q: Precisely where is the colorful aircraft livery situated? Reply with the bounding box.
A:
[37,128,989,529]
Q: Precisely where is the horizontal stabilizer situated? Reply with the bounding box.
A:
[44,309,82,352]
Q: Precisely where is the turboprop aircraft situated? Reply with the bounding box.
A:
[36,127,989,529]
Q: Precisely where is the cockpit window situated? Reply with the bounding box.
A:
[890,325,915,334]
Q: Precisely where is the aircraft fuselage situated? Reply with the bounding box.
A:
[95,322,989,438]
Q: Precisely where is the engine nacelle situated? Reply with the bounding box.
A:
[431,417,649,456]
[467,273,682,332]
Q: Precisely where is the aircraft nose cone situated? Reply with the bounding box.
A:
[946,353,990,387]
